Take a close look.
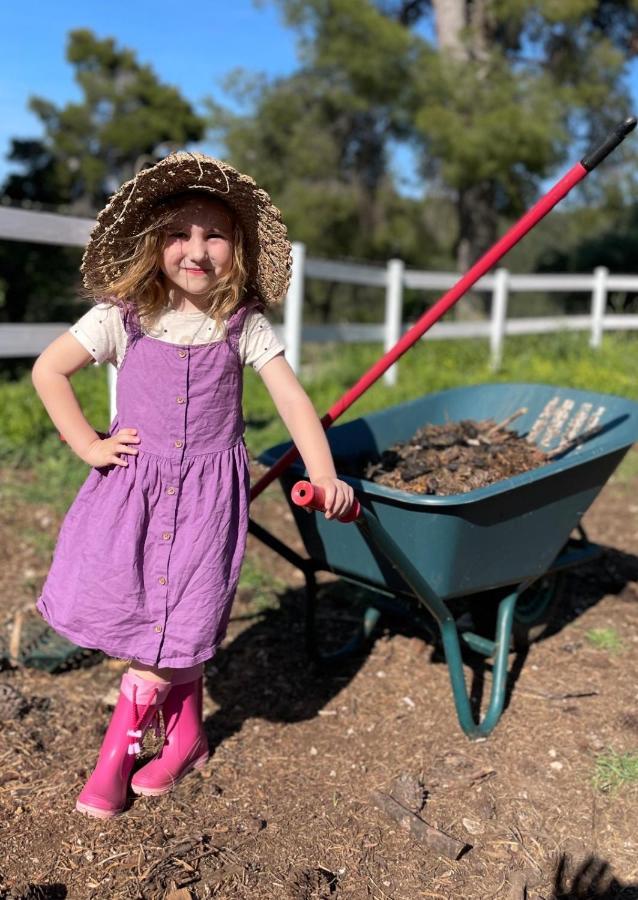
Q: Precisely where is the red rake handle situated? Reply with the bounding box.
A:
[291,480,361,523]
[250,117,636,504]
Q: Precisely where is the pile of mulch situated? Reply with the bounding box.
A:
[352,412,549,496]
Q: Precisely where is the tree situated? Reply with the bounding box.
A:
[412,0,638,272]
[0,29,206,349]
[207,4,440,321]
[217,0,637,281]
[4,29,205,216]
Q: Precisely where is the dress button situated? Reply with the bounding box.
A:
[176,396,185,404]
[174,440,183,448]
[178,350,187,358]
[162,532,172,541]
[158,576,167,585]
[154,624,163,633]
[167,487,176,495]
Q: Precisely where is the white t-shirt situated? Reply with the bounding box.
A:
[68,302,285,372]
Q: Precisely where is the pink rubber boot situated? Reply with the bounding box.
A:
[131,675,209,796]
[75,671,171,819]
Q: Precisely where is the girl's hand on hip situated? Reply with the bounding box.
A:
[83,428,140,468]
[313,476,355,520]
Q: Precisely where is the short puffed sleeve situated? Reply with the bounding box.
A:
[68,302,127,367]
[239,310,285,371]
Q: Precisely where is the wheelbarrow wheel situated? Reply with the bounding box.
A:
[512,574,565,649]
[470,573,565,651]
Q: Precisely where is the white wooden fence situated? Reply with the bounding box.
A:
[2,208,638,395]
[289,247,638,382]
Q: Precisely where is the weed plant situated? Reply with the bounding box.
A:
[593,749,638,793]
[585,627,625,654]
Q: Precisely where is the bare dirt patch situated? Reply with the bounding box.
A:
[1,451,638,899]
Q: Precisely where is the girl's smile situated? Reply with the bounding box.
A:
[160,197,234,308]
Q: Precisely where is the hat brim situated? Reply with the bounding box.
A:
[80,152,291,307]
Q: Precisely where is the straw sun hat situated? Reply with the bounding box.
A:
[80,152,292,307]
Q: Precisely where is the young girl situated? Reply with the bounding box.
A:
[32,152,354,819]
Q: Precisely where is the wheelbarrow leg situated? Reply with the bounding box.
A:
[304,569,382,663]
[248,517,382,664]
[441,590,518,738]
[359,509,519,738]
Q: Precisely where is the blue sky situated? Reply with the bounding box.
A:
[0,0,300,181]
[2,1,637,190]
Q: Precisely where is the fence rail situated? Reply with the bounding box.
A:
[2,208,638,388]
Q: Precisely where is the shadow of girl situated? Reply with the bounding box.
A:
[201,582,374,753]
[553,853,638,899]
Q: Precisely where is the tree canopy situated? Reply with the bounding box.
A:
[4,29,205,215]
[3,8,638,340]
[0,30,206,340]
[210,0,638,273]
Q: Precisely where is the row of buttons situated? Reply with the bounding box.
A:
[154,348,188,637]
[175,351,188,446]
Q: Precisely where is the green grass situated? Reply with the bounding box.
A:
[585,627,625,655]
[244,331,638,454]
[611,447,638,485]
[0,363,110,466]
[237,556,287,614]
[2,331,637,490]
[0,445,92,514]
[593,749,638,793]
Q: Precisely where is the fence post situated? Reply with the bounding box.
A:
[590,266,608,348]
[384,258,404,386]
[489,268,509,371]
[284,242,305,375]
[108,363,117,422]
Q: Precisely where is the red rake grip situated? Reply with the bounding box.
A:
[291,480,361,523]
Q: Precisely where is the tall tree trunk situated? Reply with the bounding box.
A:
[430,0,500,315]
[456,180,498,272]
[431,0,467,60]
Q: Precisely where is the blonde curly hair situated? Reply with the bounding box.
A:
[86,193,249,333]
[81,152,291,308]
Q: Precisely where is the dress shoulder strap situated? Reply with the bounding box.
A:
[118,300,143,341]
[226,299,263,353]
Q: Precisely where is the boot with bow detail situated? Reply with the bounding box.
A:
[131,675,209,796]
[76,671,170,818]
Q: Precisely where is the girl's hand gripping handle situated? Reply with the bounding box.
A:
[291,480,361,523]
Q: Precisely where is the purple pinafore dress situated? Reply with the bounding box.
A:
[37,302,251,668]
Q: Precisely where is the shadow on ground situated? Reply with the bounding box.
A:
[203,580,376,752]
[556,546,638,631]
[552,853,638,899]
[0,884,67,899]
[203,544,638,751]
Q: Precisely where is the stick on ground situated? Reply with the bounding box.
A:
[371,791,469,860]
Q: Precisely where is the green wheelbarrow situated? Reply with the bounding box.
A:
[253,383,638,738]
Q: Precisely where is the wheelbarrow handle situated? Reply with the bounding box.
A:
[291,480,361,523]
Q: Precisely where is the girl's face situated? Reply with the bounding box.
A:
[160,196,234,302]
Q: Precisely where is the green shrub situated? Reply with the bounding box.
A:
[3,332,637,463]
[0,363,110,466]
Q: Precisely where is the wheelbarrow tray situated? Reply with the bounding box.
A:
[260,383,638,600]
